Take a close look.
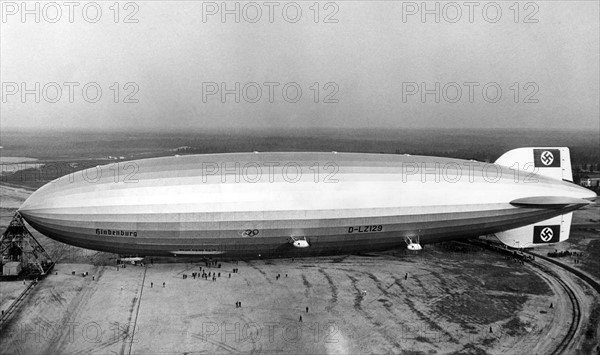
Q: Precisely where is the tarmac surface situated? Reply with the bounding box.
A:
[1,248,597,354]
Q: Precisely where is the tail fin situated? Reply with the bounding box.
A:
[495,147,573,182]
[493,212,572,248]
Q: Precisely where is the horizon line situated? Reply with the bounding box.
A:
[2,127,597,135]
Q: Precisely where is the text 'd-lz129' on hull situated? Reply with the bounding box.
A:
[18,148,596,259]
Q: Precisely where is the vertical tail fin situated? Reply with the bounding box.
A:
[494,212,572,248]
[495,147,573,182]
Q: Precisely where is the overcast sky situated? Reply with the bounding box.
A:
[1,1,598,132]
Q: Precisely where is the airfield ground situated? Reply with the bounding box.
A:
[1,185,599,354]
[0,252,595,354]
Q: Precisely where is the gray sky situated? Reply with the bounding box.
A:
[1,1,598,132]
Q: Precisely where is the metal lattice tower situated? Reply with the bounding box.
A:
[1,213,53,276]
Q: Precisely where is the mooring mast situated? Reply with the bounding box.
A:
[0,213,53,278]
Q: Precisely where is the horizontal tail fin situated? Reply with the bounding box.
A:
[493,212,572,248]
[510,196,591,208]
[495,147,573,182]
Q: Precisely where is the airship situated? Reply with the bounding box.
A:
[18,147,596,259]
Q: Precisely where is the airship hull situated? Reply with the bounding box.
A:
[18,152,595,258]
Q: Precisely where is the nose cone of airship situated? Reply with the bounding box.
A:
[20,178,50,207]
[19,192,44,228]
[18,178,67,229]
[19,189,45,214]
